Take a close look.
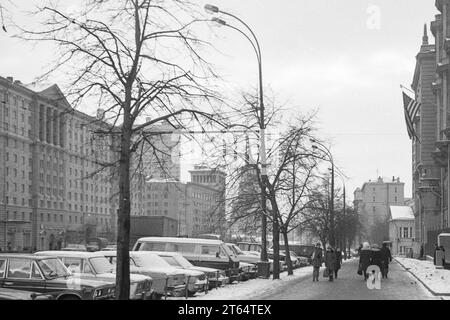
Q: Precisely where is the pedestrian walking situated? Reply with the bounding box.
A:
[325,246,336,282]
[311,242,323,282]
[334,248,343,279]
[440,245,446,266]
[380,242,392,279]
[371,244,382,268]
[434,243,439,265]
[359,242,372,280]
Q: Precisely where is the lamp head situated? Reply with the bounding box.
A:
[211,17,227,26]
[204,4,219,14]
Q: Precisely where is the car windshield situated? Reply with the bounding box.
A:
[89,257,114,273]
[131,253,172,269]
[173,255,193,268]
[38,258,71,278]
[222,245,234,257]
[232,245,244,255]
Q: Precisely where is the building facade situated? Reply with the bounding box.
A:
[130,165,226,238]
[353,177,405,243]
[0,76,118,252]
[388,206,415,256]
[410,23,441,256]
[407,1,450,256]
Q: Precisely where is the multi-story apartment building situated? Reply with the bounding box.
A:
[353,177,405,243]
[0,76,118,252]
[131,165,226,238]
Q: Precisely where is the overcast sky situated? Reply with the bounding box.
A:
[0,0,439,200]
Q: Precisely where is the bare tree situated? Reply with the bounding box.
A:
[17,0,229,299]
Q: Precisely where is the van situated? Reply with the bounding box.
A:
[133,237,240,281]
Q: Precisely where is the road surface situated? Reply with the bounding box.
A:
[255,258,439,300]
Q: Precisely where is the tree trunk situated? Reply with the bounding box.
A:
[282,229,293,275]
[272,220,280,280]
[115,109,132,300]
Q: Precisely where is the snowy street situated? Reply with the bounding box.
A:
[253,259,438,300]
[188,258,441,300]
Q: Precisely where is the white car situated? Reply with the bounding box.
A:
[35,251,152,300]
[99,251,188,299]
[154,251,229,290]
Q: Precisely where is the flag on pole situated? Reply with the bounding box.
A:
[402,92,421,141]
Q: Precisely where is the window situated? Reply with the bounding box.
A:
[201,245,220,256]
[7,259,32,279]
[31,262,42,279]
[0,259,5,278]
[169,243,196,254]
[64,258,82,273]
[83,260,93,274]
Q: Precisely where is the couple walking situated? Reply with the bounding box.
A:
[311,242,342,282]
[358,242,392,280]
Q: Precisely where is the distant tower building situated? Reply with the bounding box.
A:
[353,177,405,243]
[188,165,226,237]
[141,122,181,181]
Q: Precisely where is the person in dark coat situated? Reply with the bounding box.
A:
[434,243,439,265]
[325,246,337,282]
[380,242,392,278]
[370,244,382,269]
[334,248,343,279]
[311,242,323,282]
[357,244,363,256]
[359,242,372,280]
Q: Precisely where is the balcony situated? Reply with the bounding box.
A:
[433,140,449,167]
[437,57,450,74]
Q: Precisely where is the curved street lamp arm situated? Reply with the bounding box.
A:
[219,10,262,59]
[222,23,261,65]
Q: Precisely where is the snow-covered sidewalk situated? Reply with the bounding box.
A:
[189,258,357,300]
[191,266,313,300]
[395,257,450,296]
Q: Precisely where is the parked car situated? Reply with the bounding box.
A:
[35,251,152,300]
[99,251,187,299]
[155,251,229,290]
[270,243,316,264]
[133,237,241,282]
[0,288,54,300]
[102,244,117,251]
[0,254,115,300]
[61,244,87,252]
[86,237,109,252]
[225,243,259,279]
[237,242,262,253]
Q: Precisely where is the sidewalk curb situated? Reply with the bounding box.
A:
[394,258,450,298]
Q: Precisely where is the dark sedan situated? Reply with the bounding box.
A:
[0,254,115,300]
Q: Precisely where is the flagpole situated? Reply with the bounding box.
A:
[400,84,416,95]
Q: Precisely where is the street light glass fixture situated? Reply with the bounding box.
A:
[211,17,227,26]
[204,4,219,14]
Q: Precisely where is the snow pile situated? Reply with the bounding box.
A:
[396,257,450,295]
[191,266,314,300]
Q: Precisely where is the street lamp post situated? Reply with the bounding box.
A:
[311,141,335,247]
[205,4,268,263]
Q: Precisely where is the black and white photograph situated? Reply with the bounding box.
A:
[0,0,449,308]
